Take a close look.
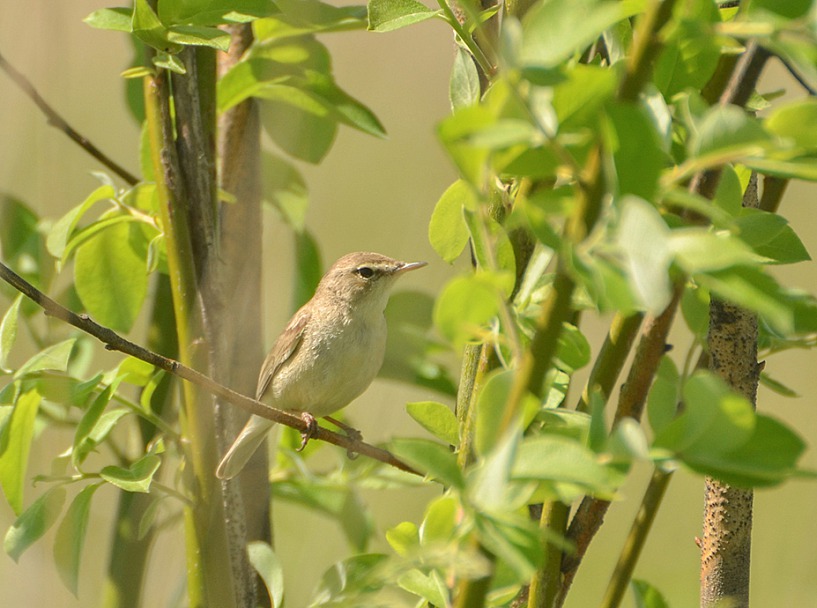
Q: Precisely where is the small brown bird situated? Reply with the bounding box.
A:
[216,252,426,479]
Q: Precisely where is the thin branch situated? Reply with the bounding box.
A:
[0,260,420,477]
[777,54,817,97]
[0,50,139,186]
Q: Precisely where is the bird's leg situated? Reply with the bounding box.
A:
[324,416,363,460]
[296,411,318,452]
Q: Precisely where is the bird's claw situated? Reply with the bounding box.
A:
[297,412,318,452]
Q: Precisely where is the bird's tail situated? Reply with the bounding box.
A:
[216,415,275,480]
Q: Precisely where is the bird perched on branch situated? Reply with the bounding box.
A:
[216,251,426,480]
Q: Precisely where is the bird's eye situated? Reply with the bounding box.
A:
[356,266,375,279]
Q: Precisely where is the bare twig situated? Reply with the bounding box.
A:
[0,260,420,477]
[0,50,139,186]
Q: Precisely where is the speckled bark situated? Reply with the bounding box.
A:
[701,175,761,608]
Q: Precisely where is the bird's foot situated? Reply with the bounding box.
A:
[296,412,318,452]
[324,416,362,460]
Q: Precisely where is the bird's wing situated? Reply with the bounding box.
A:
[255,307,310,400]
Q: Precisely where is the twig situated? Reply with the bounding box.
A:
[0,50,139,186]
[777,54,817,96]
[0,260,420,477]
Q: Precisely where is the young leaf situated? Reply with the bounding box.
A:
[520,0,634,68]
[419,496,458,544]
[406,401,459,445]
[367,0,441,32]
[4,486,66,561]
[616,197,672,314]
[433,274,499,347]
[46,185,116,260]
[248,541,285,608]
[428,180,474,263]
[389,438,464,488]
[688,105,770,163]
[0,294,23,371]
[631,578,670,608]
[72,378,125,468]
[84,7,132,32]
[14,339,77,379]
[100,454,161,493]
[386,521,419,557]
[397,569,449,607]
[765,98,817,150]
[53,483,102,596]
[646,356,680,436]
[74,221,148,333]
[450,46,480,110]
[0,390,42,514]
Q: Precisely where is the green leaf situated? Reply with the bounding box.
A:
[654,371,755,457]
[132,0,177,51]
[433,274,500,347]
[74,221,148,333]
[167,25,232,51]
[262,152,309,231]
[100,454,161,493]
[450,46,480,110]
[428,180,473,263]
[647,356,680,436]
[734,211,810,265]
[0,295,22,370]
[46,185,116,261]
[513,435,622,495]
[259,87,338,163]
[671,228,763,273]
[309,554,389,606]
[606,102,664,200]
[520,0,634,68]
[743,156,817,182]
[475,370,532,456]
[683,415,806,487]
[695,266,794,334]
[555,323,591,373]
[84,7,133,32]
[248,541,284,608]
[0,390,41,514]
[367,0,441,32]
[254,0,366,37]
[14,339,76,379]
[406,401,459,445]
[653,1,720,98]
[631,579,670,608]
[53,483,102,596]
[293,231,322,310]
[4,486,66,561]
[765,98,817,150]
[554,65,616,133]
[73,379,125,468]
[688,105,770,162]
[385,521,419,556]
[474,511,542,579]
[158,0,277,25]
[389,438,464,488]
[397,570,449,607]
[759,372,798,398]
[463,210,516,297]
[616,197,673,314]
[420,496,458,544]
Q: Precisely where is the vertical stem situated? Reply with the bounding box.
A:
[600,469,673,608]
[144,72,236,608]
[527,502,570,608]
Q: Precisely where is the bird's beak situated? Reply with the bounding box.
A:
[396,260,427,274]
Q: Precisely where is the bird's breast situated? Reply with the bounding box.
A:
[269,313,387,417]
